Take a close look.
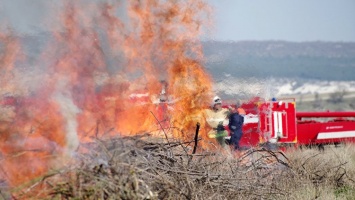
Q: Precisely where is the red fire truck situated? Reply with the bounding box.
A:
[233,98,355,149]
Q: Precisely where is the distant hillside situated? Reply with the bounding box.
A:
[3,33,355,81]
[203,41,355,81]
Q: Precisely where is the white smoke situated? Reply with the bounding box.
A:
[214,76,278,100]
[52,81,80,155]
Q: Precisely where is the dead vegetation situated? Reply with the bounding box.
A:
[2,135,355,200]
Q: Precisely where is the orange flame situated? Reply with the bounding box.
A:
[0,33,21,95]
[0,0,214,191]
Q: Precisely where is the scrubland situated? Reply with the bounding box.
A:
[4,135,354,200]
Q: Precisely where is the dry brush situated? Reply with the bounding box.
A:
[3,135,355,200]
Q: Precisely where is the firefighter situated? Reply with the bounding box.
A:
[204,96,230,148]
[228,104,244,151]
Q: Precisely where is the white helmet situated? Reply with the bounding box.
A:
[213,96,222,105]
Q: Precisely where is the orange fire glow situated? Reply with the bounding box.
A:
[0,0,214,192]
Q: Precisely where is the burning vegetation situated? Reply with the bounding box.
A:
[0,0,212,192]
[1,0,355,199]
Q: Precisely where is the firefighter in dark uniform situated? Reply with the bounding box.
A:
[228,107,244,150]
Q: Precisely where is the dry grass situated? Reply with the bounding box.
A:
[3,135,355,200]
[284,145,355,199]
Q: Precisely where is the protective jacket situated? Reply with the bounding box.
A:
[204,108,230,139]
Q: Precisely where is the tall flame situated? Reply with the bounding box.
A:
[0,0,213,190]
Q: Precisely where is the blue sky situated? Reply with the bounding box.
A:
[207,0,355,42]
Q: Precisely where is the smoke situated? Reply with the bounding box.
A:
[0,0,214,188]
[52,87,80,155]
[214,76,279,100]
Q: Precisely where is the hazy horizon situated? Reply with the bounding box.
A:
[1,0,354,42]
[207,0,355,42]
